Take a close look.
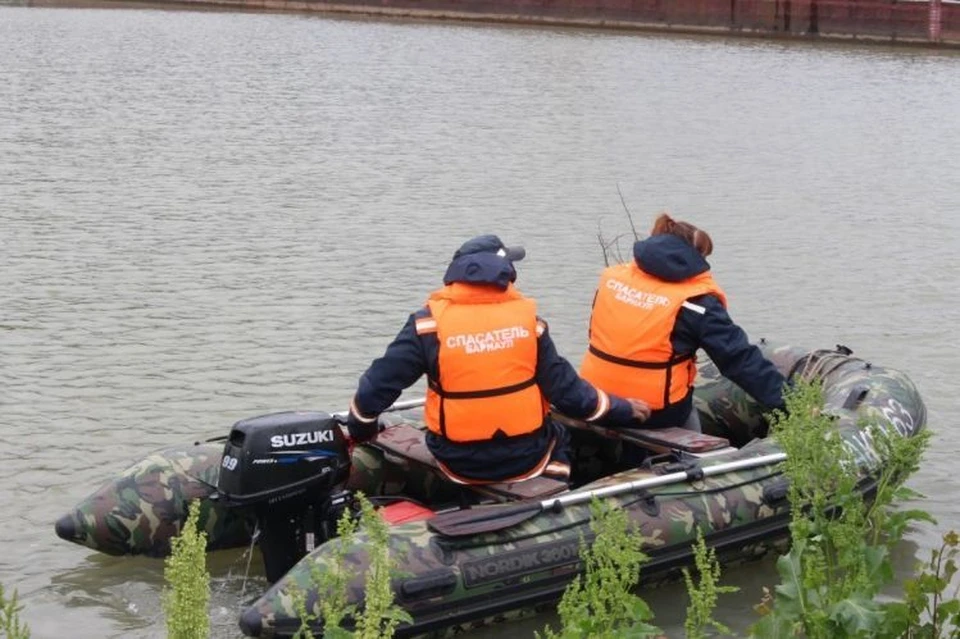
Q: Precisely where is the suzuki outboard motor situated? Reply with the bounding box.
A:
[216,411,352,583]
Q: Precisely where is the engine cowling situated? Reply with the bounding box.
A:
[217,410,350,505]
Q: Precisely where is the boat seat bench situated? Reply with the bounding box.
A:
[616,426,734,456]
[371,423,568,502]
[553,412,735,458]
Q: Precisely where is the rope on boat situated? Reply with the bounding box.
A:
[791,347,865,384]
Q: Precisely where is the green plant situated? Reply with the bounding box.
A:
[319,509,361,638]
[291,504,360,639]
[163,499,211,639]
[291,492,411,639]
[683,528,738,638]
[0,582,31,639]
[538,498,662,639]
[881,530,960,639]
[290,584,317,639]
[750,380,931,639]
[352,495,413,639]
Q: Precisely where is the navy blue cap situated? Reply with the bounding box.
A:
[452,234,526,263]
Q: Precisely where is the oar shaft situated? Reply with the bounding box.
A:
[332,396,426,420]
[427,450,788,538]
[538,452,787,509]
[383,397,428,413]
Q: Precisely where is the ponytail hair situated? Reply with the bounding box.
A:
[650,212,713,257]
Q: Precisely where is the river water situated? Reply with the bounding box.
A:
[2,6,959,637]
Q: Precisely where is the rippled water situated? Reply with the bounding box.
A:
[2,6,959,637]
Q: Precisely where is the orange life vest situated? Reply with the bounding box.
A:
[579,263,727,410]
[416,283,547,443]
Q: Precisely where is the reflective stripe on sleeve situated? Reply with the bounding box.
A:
[544,461,571,480]
[349,398,378,423]
[586,388,610,422]
[681,300,706,314]
[415,318,438,335]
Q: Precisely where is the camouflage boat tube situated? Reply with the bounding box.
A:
[53,342,927,637]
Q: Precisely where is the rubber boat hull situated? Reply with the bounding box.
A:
[54,342,927,637]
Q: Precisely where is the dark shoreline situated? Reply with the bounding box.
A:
[18,0,960,49]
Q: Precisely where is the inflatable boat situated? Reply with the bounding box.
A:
[53,341,927,637]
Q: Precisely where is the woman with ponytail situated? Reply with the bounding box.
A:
[579,213,786,439]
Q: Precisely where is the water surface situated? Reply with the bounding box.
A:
[2,7,959,637]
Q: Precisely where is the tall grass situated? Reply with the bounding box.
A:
[0,583,31,639]
[291,492,412,638]
[883,530,960,638]
[751,379,933,638]
[683,527,739,639]
[291,503,359,639]
[539,378,942,639]
[351,495,412,639]
[537,499,662,639]
[163,499,211,639]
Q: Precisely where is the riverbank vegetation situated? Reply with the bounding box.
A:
[750,380,935,637]
[528,379,952,639]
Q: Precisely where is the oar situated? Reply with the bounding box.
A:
[330,396,426,421]
[427,452,787,537]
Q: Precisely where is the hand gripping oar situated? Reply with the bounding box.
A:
[427,452,787,537]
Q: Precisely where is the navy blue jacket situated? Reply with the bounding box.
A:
[349,252,634,480]
[625,234,787,428]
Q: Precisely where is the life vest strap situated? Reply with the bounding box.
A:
[588,344,693,369]
[428,376,537,400]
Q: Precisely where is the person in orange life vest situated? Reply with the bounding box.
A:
[580,214,787,436]
[346,234,651,484]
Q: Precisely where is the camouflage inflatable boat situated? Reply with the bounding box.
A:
[54,342,926,637]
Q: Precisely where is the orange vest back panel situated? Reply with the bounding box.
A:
[422,285,545,443]
[579,263,726,409]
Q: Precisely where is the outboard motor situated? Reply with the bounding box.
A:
[215,411,352,583]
